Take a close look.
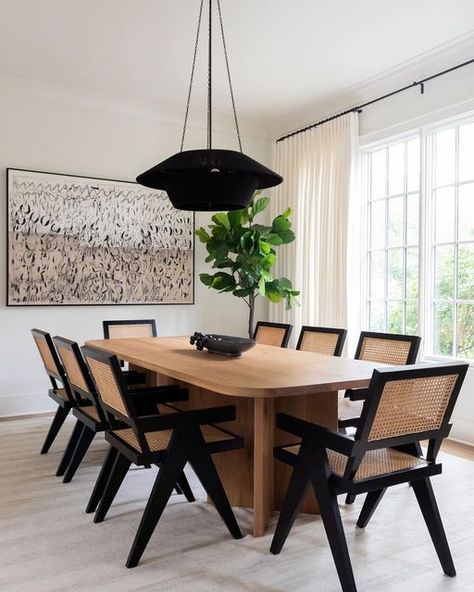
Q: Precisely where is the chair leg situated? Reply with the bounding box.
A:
[357,488,387,528]
[345,493,356,505]
[56,419,84,476]
[62,426,95,483]
[411,478,456,577]
[40,405,69,454]
[94,453,132,524]
[310,453,357,592]
[270,458,311,554]
[126,439,188,568]
[86,446,118,514]
[189,445,242,540]
[176,471,196,502]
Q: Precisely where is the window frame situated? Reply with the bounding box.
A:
[360,110,474,364]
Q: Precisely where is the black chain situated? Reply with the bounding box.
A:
[180,0,204,152]
[216,0,243,152]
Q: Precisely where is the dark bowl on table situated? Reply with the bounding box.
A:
[190,333,256,357]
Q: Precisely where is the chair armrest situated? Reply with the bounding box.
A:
[348,387,370,401]
[137,405,236,432]
[131,388,189,416]
[276,413,354,455]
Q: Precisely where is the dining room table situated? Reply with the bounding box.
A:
[85,335,383,536]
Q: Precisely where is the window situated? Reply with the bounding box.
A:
[363,115,474,361]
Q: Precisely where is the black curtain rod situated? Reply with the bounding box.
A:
[276,58,474,143]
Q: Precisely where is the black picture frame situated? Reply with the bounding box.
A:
[6,168,195,306]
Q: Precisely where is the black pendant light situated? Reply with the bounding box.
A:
[136,0,283,211]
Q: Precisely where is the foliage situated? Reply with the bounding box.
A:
[195,192,299,336]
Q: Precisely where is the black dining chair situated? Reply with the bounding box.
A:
[296,325,347,356]
[271,362,468,592]
[253,321,293,348]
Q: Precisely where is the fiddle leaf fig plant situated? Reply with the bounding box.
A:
[195,191,299,338]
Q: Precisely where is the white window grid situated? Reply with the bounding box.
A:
[361,111,474,363]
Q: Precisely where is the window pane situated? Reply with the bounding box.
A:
[388,143,405,195]
[435,246,455,299]
[370,251,385,299]
[457,304,474,359]
[371,149,386,199]
[406,247,419,298]
[458,183,474,241]
[457,243,474,300]
[407,138,420,192]
[435,128,455,187]
[387,249,404,298]
[406,193,419,245]
[370,200,385,248]
[435,187,455,244]
[433,303,454,356]
[369,300,385,332]
[459,122,474,183]
[387,301,404,333]
[387,197,404,247]
[406,300,418,335]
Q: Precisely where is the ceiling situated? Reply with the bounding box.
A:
[1,0,473,135]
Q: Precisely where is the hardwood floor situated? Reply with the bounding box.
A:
[1,415,473,592]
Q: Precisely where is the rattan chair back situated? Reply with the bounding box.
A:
[355,331,421,365]
[103,319,157,339]
[82,346,132,422]
[353,364,468,473]
[31,329,74,401]
[253,322,292,348]
[296,326,347,356]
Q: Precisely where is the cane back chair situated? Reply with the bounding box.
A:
[296,326,347,356]
[82,345,244,567]
[253,321,293,348]
[271,362,468,592]
[31,329,88,454]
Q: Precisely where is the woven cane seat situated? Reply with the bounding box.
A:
[78,406,101,421]
[283,445,426,481]
[338,397,364,421]
[113,424,235,453]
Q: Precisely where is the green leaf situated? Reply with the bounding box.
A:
[252,196,270,218]
[211,212,230,230]
[259,240,271,255]
[265,288,283,303]
[266,233,283,245]
[262,253,276,268]
[195,227,211,243]
[277,229,295,244]
[272,215,291,233]
[282,207,292,218]
[258,276,266,296]
[233,288,253,298]
[199,273,214,287]
[227,209,244,228]
[211,272,236,291]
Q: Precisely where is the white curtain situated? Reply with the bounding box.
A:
[269,113,359,342]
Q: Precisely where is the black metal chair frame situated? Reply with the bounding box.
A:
[253,321,293,348]
[32,329,87,454]
[271,363,468,592]
[296,325,347,356]
[82,346,243,568]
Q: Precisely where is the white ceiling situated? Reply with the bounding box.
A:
[1,0,473,135]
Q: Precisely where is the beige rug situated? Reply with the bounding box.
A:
[0,416,473,592]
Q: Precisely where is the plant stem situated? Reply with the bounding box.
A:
[248,292,256,338]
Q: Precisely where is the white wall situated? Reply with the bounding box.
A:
[0,82,271,416]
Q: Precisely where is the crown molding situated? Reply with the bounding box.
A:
[0,73,272,141]
[270,31,474,140]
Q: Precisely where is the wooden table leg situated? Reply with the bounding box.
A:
[253,398,275,537]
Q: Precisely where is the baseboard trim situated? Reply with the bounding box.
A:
[0,410,56,422]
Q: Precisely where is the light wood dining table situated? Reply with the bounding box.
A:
[85,335,382,536]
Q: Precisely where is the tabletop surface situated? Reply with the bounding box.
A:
[85,336,384,398]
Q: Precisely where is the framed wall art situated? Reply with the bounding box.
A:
[7,168,194,306]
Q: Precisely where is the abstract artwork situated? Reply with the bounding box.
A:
[7,169,194,305]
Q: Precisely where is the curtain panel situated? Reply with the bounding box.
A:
[269,113,359,342]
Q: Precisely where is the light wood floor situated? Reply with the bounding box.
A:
[1,416,473,592]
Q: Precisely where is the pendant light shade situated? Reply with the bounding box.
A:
[136,0,283,211]
[136,149,282,211]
